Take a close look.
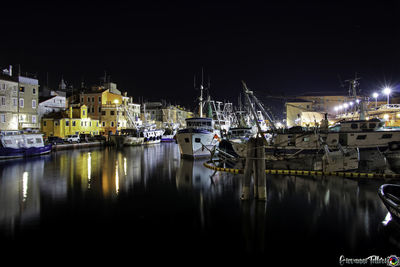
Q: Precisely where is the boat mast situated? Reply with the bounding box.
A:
[242,81,264,136]
[242,81,277,132]
[195,68,206,118]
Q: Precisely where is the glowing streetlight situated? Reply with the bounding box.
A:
[372,92,379,108]
[383,87,391,105]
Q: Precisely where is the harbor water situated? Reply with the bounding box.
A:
[0,143,398,264]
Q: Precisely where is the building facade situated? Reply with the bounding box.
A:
[78,84,141,135]
[41,105,101,138]
[18,75,39,130]
[0,73,19,130]
[38,94,67,129]
[144,102,193,128]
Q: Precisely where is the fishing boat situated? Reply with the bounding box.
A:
[121,125,164,146]
[161,123,179,142]
[0,131,52,159]
[378,184,400,223]
[219,126,255,158]
[176,117,220,158]
[176,71,223,158]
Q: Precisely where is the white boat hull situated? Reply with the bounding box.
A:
[176,131,219,158]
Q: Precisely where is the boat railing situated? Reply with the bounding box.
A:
[187,125,214,131]
[378,104,400,110]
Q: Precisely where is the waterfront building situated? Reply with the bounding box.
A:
[41,105,101,137]
[143,101,193,128]
[38,94,67,129]
[78,82,141,135]
[0,70,19,130]
[286,94,364,127]
[18,74,40,130]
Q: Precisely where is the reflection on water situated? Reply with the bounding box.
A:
[0,143,397,261]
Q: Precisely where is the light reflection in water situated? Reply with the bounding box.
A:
[22,171,28,202]
[115,160,119,194]
[87,152,91,188]
[0,144,395,255]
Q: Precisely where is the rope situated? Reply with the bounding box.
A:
[203,161,400,179]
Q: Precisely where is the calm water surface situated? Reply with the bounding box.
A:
[0,143,398,264]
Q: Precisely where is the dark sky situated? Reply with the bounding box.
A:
[1,0,400,115]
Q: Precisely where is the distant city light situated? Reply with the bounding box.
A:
[384,114,390,120]
[373,92,379,108]
[383,87,391,104]
[383,87,391,95]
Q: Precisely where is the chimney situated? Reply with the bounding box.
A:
[8,65,12,76]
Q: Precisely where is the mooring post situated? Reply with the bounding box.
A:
[241,137,255,200]
[255,136,267,200]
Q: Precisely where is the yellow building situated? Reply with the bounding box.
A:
[77,87,141,135]
[41,105,101,138]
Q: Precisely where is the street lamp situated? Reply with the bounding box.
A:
[372,92,379,108]
[383,87,391,105]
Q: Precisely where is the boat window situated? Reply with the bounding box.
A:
[27,138,34,144]
[378,123,384,128]
[356,135,367,140]
[4,140,12,145]
[195,138,201,143]
[369,123,376,129]
[382,134,392,139]
[351,124,358,129]
[36,138,42,143]
[303,137,310,142]
[184,138,190,143]
[360,123,367,129]
[207,122,211,126]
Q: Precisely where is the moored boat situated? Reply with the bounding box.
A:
[121,125,164,146]
[176,117,220,158]
[0,131,52,159]
[378,184,400,223]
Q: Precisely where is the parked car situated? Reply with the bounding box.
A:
[65,135,80,143]
[92,135,106,142]
[48,136,64,145]
[79,134,91,143]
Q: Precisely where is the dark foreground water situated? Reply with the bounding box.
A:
[0,143,398,265]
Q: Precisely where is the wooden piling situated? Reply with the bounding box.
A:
[241,137,255,200]
[255,136,266,200]
[241,136,267,201]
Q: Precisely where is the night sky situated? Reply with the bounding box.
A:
[1,1,400,116]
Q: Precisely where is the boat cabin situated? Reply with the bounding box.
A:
[330,118,384,132]
[185,118,214,131]
[227,127,254,139]
[0,131,45,149]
